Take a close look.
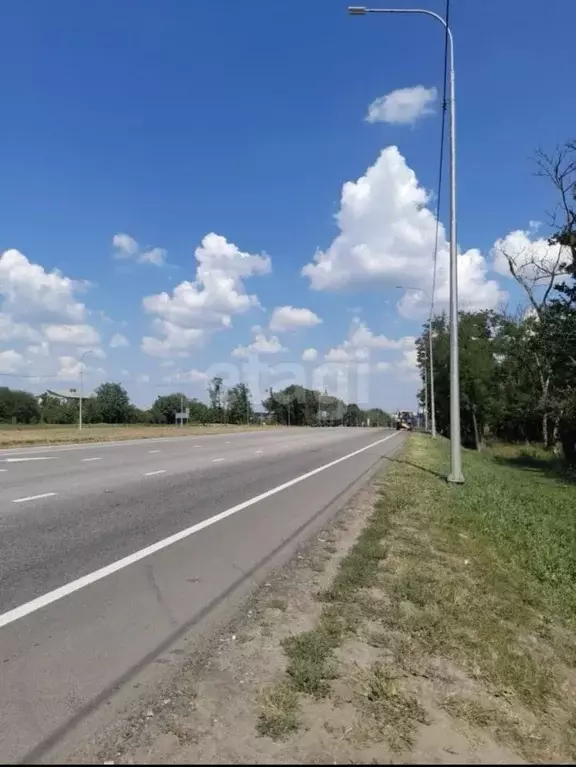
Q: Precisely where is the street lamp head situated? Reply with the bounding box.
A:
[348,6,368,15]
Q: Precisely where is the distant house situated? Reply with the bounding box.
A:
[43,389,94,402]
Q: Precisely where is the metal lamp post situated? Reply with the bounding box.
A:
[396,285,437,439]
[78,350,93,431]
[349,6,463,482]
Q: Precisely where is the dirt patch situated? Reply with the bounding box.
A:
[74,436,576,764]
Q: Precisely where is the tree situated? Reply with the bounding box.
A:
[343,403,362,426]
[151,393,188,425]
[0,387,40,424]
[207,376,224,422]
[227,383,253,424]
[94,382,132,424]
[417,311,503,450]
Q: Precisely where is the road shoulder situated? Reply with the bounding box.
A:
[76,434,576,765]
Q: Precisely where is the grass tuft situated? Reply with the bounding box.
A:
[256,683,301,740]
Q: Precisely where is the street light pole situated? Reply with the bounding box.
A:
[78,350,93,431]
[350,6,462,481]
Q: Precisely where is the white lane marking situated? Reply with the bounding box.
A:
[148,450,160,454]
[225,441,231,444]
[194,445,202,448]
[4,456,54,463]
[0,432,400,629]
[255,450,263,454]
[212,457,226,463]
[12,492,57,504]
[143,469,166,476]
[0,469,6,472]
[82,457,102,462]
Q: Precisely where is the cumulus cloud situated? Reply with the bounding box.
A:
[0,249,105,381]
[142,233,271,357]
[302,147,506,319]
[269,306,322,332]
[491,224,568,284]
[302,347,318,362]
[141,320,206,358]
[232,329,286,358]
[110,332,129,348]
[325,319,415,363]
[161,368,209,384]
[366,86,437,126]
[113,233,167,267]
[0,248,88,321]
[0,349,26,373]
[42,324,100,346]
[0,313,40,343]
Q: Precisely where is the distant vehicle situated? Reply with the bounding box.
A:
[396,411,414,431]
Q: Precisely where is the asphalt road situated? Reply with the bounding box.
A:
[0,426,405,763]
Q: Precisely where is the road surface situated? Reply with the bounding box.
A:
[0,426,404,763]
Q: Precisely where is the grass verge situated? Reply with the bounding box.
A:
[259,435,576,761]
[0,422,273,448]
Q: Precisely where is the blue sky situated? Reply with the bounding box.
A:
[1,0,574,410]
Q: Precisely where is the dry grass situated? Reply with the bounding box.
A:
[258,434,576,761]
[0,423,274,448]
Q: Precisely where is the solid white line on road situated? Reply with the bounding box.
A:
[212,457,226,463]
[225,441,231,444]
[12,493,57,504]
[143,470,166,476]
[255,450,263,454]
[0,469,6,472]
[4,456,54,463]
[0,431,400,629]
[82,457,102,462]
[148,449,160,453]
[194,445,202,448]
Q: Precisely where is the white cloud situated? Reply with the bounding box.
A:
[0,249,88,321]
[141,320,206,358]
[302,347,318,362]
[161,368,208,384]
[491,225,568,283]
[366,86,437,126]
[110,332,129,348]
[27,342,50,356]
[42,324,100,346]
[112,233,138,257]
[113,233,167,267]
[138,247,167,266]
[269,306,322,332]
[80,346,106,360]
[56,356,82,380]
[325,320,415,363]
[395,348,419,380]
[232,330,286,358]
[302,147,506,319]
[0,313,40,343]
[0,349,26,373]
[142,233,271,357]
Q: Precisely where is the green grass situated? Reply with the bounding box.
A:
[433,440,576,622]
[0,422,273,447]
[256,435,576,758]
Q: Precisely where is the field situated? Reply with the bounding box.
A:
[0,422,273,448]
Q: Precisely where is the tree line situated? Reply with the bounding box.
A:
[416,139,576,464]
[0,378,392,428]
